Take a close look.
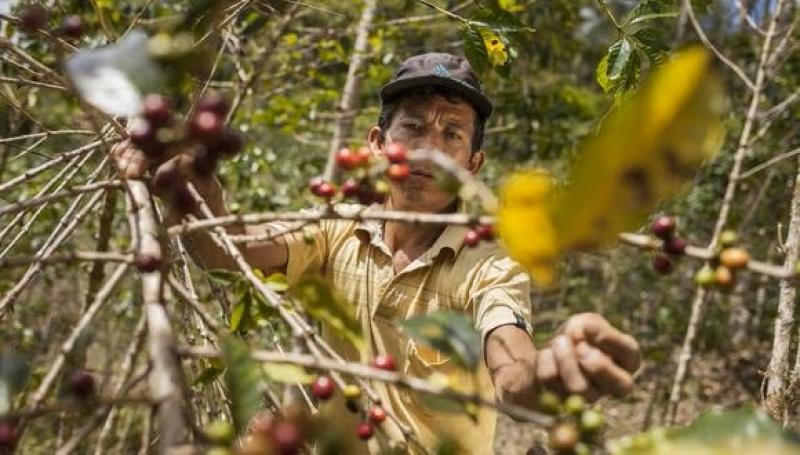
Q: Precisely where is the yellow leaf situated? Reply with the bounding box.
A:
[498,0,525,12]
[497,170,558,287]
[498,47,726,288]
[481,31,508,67]
[551,47,725,252]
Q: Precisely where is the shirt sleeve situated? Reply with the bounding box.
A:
[270,207,328,284]
[467,252,533,347]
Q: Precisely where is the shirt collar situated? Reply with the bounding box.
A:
[354,200,469,263]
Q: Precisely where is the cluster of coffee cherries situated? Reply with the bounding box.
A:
[463,224,495,248]
[308,354,396,442]
[130,91,242,209]
[649,215,688,275]
[538,392,605,455]
[17,5,84,39]
[309,142,413,203]
[693,230,750,290]
[66,369,96,400]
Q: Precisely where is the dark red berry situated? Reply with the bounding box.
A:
[128,117,155,146]
[142,94,172,127]
[134,254,161,273]
[356,422,373,440]
[368,406,386,424]
[59,15,83,38]
[311,376,335,400]
[190,144,219,177]
[20,5,49,31]
[463,230,480,247]
[0,421,18,450]
[387,163,410,181]
[650,216,676,240]
[335,148,362,171]
[664,237,687,255]
[197,90,229,117]
[68,370,95,398]
[271,421,302,455]
[190,111,224,143]
[475,224,494,241]
[652,254,673,275]
[210,128,243,157]
[315,182,336,199]
[356,146,372,165]
[372,354,396,371]
[308,177,324,195]
[384,142,407,164]
[341,179,360,198]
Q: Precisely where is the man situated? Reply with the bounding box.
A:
[114,53,640,453]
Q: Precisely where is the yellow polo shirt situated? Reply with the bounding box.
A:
[278,203,532,454]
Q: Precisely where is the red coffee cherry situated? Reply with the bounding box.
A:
[311,375,335,400]
[650,216,676,240]
[356,422,373,440]
[134,254,161,273]
[68,370,95,399]
[368,406,387,424]
[463,230,480,247]
[371,354,396,371]
[197,90,229,117]
[20,5,49,31]
[652,254,674,275]
[142,94,172,127]
[386,163,410,181]
[384,142,408,164]
[59,15,83,38]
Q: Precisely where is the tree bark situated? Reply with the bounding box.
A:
[323,0,378,181]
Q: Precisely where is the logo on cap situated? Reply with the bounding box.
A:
[432,64,450,77]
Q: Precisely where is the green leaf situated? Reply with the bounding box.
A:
[229,291,253,333]
[607,38,633,81]
[221,336,264,434]
[632,28,670,65]
[463,26,490,75]
[400,311,481,370]
[626,11,679,27]
[596,54,612,93]
[264,273,290,292]
[208,269,240,286]
[290,275,364,353]
[610,407,800,454]
[193,360,224,387]
[262,363,314,384]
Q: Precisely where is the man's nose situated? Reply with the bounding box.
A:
[410,128,445,153]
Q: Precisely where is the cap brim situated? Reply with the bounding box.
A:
[380,75,493,120]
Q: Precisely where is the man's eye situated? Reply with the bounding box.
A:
[446,131,463,141]
[403,123,421,130]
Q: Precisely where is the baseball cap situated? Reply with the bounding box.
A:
[380,53,493,120]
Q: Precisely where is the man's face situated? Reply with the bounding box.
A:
[369,93,484,211]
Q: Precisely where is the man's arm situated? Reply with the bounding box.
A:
[485,313,640,409]
[113,141,289,273]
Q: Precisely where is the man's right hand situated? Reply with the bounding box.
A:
[111,140,222,214]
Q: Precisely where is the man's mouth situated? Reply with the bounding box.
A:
[409,169,434,179]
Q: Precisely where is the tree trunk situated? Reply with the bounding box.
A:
[766,156,800,420]
[323,0,378,180]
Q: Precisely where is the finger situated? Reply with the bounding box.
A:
[124,148,151,179]
[576,341,634,398]
[563,314,641,373]
[535,348,563,396]
[551,335,590,395]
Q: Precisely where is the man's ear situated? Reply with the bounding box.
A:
[367,126,384,154]
[469,150,485,175]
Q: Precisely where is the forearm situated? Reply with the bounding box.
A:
[163,177,288,273]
